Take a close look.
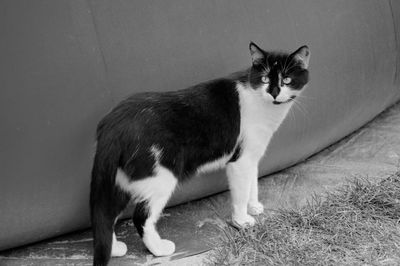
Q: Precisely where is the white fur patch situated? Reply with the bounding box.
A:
[236,82,293,158]
[276,85,299,103]
[111,233,127,257]
[195,154,232,175]
[225,82,295,228]
[142,225,175,256]
[115,156,178,257]
[150,145,162,162]
[115,166,177,204]
[116,145,177,203]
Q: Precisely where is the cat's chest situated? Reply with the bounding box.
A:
[237,86,290,157]
[240,109,277,157]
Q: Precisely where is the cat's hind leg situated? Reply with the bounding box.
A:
[111,231,128,257]
[122,166,178,256]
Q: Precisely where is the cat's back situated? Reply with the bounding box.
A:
[96,78,240,141]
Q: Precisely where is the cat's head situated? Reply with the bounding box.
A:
[248,42,310,105]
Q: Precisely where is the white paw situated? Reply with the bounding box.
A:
[111,239,127,257]
[248,201,264,216]
[232,214,256,228]
[146,239,176,257]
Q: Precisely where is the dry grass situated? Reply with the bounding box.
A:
[209,171,400,266]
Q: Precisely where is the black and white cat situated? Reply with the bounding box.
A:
[90,42,310,265]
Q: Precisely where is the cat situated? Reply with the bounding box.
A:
[90,42,310,265]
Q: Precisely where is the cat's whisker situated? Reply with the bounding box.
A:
[291,101,302,117]
[284,55,295,74]
[253,73,268,79]
[288,105,297,124]
[291,103,303,125]
[260,62,269,73]
[279,60,285,74]
[282,56,288,73]
[293,100,311,122]
[283,56,292,74]
[292,100,308,119]
[283,61,298,74]
[296,94,316,101]
[295,96,309,107]
[294,106,307,123]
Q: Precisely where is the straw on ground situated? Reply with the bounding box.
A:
[210,171,400,266]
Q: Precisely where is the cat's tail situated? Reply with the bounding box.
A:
[90,144,129,266]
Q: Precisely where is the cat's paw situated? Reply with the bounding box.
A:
[111,239,128,257]
[157,239,176,256]
[146,239,176,257]
[248,201,264,216]
[232,214,256,228]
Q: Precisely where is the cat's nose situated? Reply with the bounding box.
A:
[268,87,280,99]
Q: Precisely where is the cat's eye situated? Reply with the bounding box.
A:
[283,77,292,85]
[261,76,269,84]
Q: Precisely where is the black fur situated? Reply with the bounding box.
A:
[90,43,309,266]
[97,78,241,181]
[132,201,149,237]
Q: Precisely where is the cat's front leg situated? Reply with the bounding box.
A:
[248,172,264,216]
[226,156,257,227]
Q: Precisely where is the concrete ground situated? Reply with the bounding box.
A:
[1,102,399,266]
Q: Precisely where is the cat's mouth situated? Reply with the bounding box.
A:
[272,96,296,105]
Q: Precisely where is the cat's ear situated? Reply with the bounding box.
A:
[249,42,265,65]
[292,45,310,69]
